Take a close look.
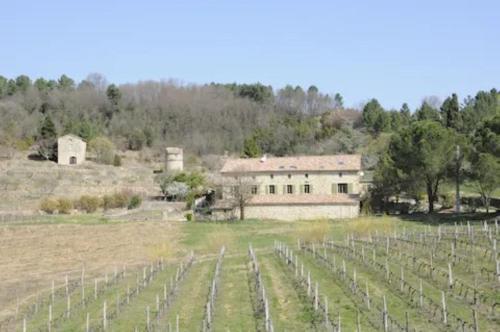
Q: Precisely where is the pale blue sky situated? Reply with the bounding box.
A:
[1,0,498,109]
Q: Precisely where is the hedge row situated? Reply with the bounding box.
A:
[40,191,142,214]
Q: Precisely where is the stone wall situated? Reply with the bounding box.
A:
[245,203,359,220]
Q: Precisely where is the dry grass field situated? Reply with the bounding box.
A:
[0,217,182,322]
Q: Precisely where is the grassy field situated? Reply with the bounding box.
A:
[1,215,499,331]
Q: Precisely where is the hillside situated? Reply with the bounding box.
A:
[0,151,159,213]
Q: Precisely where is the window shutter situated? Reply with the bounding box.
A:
[332,183,337,194]
[348,183,353,194]
[292,185,295,194]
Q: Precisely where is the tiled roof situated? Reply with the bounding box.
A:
[248,194,359,206]
[220,154,361,173]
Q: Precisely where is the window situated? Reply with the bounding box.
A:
[338,183,348,193]
[304,184,311,194]
[286,185,293,194]
[305,173,309,178]
[269,185,276,194]
[270,174,274,179]
[251,186,258,195]
[339,172,343,178]
[288,174,291,179]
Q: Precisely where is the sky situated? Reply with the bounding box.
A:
[0,0,499,109]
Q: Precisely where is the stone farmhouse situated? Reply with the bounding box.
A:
[57,134,86,166]
[216,154,363,220]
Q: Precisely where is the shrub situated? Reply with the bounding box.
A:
[112,192,130,208]
[40,198,58,214]
[185,213,193,222]
[102,195,114,210]
[78,195,101,213]
[128,195,142,210]
[88,136,115,165]
[113,154,122,167]
[57,198,73,214]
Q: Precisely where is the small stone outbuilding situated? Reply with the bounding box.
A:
[57,134,86,166]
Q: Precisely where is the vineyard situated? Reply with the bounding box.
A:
[1,216,499,331]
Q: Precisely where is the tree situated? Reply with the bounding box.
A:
[105,84,122,120]
[471,153,500,213]
[441,93,462,130]
[362,99,390,134]
[415,101,440,122]
[58,74,75,90]
[88,136,115,164]
[333,93,344,109]
[399,103,412,127]
[0,75,8,97]
[37,115,58,160]
[388,121,456,213]
[473,114,500,157]
[39,115,57,140]
[227,175,257,220]
[15,75,31,93]
[242,136,261,158]
[34,78,51,92]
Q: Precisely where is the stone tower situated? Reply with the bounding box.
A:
[165,147,183,172]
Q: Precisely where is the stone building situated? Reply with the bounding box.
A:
[216,154,362,220]
[165,147,183,172]
[57,134,86,166]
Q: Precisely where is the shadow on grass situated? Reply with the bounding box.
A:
[398,211,499,225]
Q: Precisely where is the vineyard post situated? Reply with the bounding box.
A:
[103,301,107,330]
[448,263,453,288]
[353,269,357,291]
[48,304,52,332]
[176,314,179,332]
[472,309,479,332]
[366,282,371,309]
[146,306,150,331]
[405,311,409,332]
[307,271,311,297]
[382,295,388,332]
[81,267,85,305]
[22,316,26,332]
[65,274,69,296]
[294,256,298,277]
[324,296,329,323]
[314,282,319,311]
[94,279,98,300]
[51,280,55,304]
[419,279,423,308]
[86,312,90,332]
[342,260,346,279]
[496,260,500,283]
[164,283,168,302]
[441,291,447,324]
[400,267,404,292]
[66,294,71,318]
[127,285,130,304]
[338,312,341,332]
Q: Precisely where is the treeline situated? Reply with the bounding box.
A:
[366,90,499,213]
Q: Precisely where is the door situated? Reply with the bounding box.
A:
[69,156,77,165]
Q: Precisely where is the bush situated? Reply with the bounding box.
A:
[88,136,115,165]
[78,195,101,213]
[40,198,59,214]
[128,195,142,210]
[185,212,193,222]
[113,154,122,167]
[57,198,73,214]
[112,192,130,208]
[102,195,114,210]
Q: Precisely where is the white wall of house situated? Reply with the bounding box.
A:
[57,135,86,166]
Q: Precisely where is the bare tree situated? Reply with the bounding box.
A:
[225,172,258,220]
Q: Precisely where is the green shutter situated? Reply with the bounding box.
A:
[347,183,353,194]
[332,183,338,194]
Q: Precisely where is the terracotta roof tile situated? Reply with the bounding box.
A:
[221,154,361,173]
[248,194,359,206]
